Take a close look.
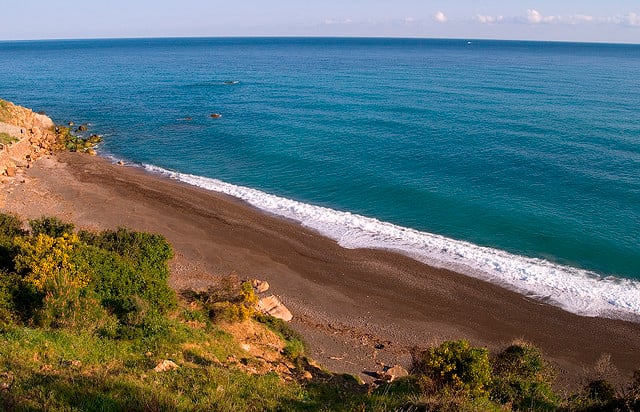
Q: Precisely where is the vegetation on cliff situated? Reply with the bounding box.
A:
[0,213,638,411]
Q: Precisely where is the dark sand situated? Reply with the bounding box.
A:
[3,152,639,388]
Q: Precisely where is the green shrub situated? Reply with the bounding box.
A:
[28,216,74,237]
[413,339,492,397]
[490,342,559,411]
[6,220,176,333]
[79,227,173,276]
[567,379,623,411]
[282,338,305,362]
[0,213,26,238]
[77,234,176,314]
[32,280,111,331]
[0,270,19,329]
[585,379,616,403]
[0,214,23,272]
[626,370,640,410]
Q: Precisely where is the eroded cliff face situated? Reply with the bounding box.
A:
[0,99,58,178]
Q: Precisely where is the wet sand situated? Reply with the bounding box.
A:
[3,152,639,388]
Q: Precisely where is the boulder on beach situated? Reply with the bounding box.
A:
[256,295,292,321]
[252,279,270,294]
[383,365,408,382]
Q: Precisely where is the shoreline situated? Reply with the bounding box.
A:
[2,151,640,387]
[144,162,640,324]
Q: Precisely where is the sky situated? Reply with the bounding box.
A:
[1,1,639,44]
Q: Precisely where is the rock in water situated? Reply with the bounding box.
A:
[256,295,293,321]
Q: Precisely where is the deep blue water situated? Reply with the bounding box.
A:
[1,37,639,318]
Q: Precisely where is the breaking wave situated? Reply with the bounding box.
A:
[144,163,640,323]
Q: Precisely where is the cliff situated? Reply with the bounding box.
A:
[0,99,58,178]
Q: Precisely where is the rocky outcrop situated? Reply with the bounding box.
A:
[0,99,59,178]
[0,100,54,130]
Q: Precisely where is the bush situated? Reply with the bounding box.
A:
[0,214,24,272]
[626,370,640,410]
[79,227,173,277]
[0,270,19,329]
[585,379,616,403]
[28,216,74,238]
[14,233,91,292]
[413,339,492,397]
[490,342,559,411]
[0,213,26,238]
[210,301,254,323]
[77,236,176,315]
[194,279,258,324]
[33,280,111,331]
[5,219,176,334]
[282,338,305,362]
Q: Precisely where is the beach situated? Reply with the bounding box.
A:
[2,151,639,388]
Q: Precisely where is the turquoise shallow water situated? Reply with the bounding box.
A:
[1,37,639,319]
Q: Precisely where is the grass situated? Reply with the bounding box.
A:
[0,312,421,411]
[0,317,309,411]
[0,99,10,123]
[0,132,18,145]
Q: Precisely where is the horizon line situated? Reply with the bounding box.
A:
[1,35,639,47]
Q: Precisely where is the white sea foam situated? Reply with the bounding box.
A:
[144,164,640,322]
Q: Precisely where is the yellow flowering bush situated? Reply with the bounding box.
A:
[14,233,90,292]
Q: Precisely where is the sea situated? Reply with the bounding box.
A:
[0,37,638,321]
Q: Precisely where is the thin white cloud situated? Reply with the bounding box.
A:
[323,18,353,25]
[404,17,415,24]
[526,9,557,24]
[434,11,447,23]
[474,14,504,24]
[472,10,624,27]
[621,12,640,27]
[569,15,594,24]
